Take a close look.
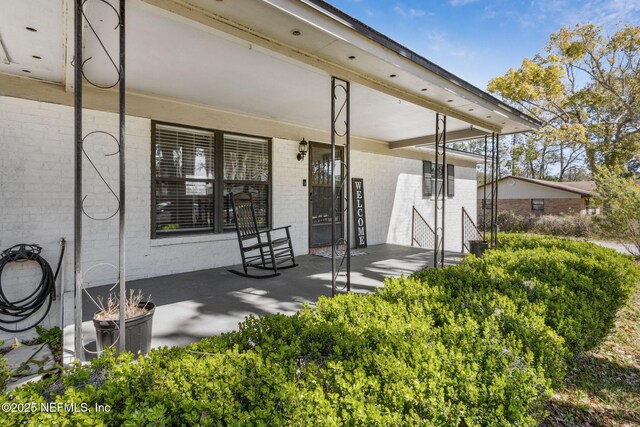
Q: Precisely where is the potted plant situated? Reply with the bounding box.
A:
[93,290,155,357]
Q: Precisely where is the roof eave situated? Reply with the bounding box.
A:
[300,0,543,131]
[478,175,593,196]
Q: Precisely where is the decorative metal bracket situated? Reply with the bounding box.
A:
[74,0,126,360]
[488,133,499,247]
[493,133,500,247]
[331,77,351,296]
[433,113,447,268]
[482,134,489,241]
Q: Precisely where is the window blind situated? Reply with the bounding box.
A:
[152,123,272,237]
[223,134,270,228]
[154,124,216,235]
[223,134,269,182]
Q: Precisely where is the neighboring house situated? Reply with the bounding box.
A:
[477,176,597,216]
[0,0,539,341]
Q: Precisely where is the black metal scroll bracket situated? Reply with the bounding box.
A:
[331,77,351,296]
[433,113,447,268]
[81,131,121,221]
[74,0,126,360]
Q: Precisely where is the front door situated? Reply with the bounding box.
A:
[309,142,344,247]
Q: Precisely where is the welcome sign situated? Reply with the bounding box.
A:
[352,178,367,248]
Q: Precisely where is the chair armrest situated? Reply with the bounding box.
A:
[270,225,292,232]
[266,225,293,242]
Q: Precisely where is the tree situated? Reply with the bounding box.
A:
[594,167,640,258]
[451,134,588,182]
[488,23,640,175]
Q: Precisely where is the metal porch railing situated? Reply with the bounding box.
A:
[462,207,483,253]
[412,206,435,249]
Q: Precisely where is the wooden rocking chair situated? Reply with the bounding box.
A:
[229,192,297,278]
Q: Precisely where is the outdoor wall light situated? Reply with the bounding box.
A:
[297,138,308,161]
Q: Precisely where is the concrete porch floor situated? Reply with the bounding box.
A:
[72,244,463,357]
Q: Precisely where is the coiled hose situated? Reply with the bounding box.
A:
[0,240,65,332]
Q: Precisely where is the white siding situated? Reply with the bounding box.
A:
[479,178,583,200]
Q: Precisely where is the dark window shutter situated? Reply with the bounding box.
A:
[447,164,455,197]
[422,161,433,197]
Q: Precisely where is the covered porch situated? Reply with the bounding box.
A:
[0,0,538,359]
[77,244,463,354]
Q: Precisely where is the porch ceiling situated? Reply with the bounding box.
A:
[0,0,539,145]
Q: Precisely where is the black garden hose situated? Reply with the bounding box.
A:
[0,240,65,332]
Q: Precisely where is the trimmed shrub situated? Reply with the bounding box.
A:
[1,234,636,426]
[404,271,567,387]
[1,290,558,426]
[488,211,594,237]
[0,354,8,392]
[462,234,638,354]
[532,214,593,237]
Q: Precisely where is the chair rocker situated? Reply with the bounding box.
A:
[229,192,297,278]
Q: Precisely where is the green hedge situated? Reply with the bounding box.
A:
[493,233,638,353]
[1,234,637,426]
[417,234,638,356]
[2,292,558,426]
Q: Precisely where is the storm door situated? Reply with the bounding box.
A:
[309,142,344,247]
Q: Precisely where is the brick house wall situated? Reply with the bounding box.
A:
[477,198,586,216]
[477,176,594,219]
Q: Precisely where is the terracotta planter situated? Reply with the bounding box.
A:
[93,301,155,356]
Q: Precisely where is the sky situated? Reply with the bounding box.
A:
[324,0,640,90]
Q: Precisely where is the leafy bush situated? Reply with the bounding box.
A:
[0,354,9,392]
[1,234,637,426]
[532,214,593,237]
[470,234,637,354]
[36,326,62,362]
[1,291,558,426]
[406,271,567,386]
[594,166,640,257]
[489,211,594,237]
[496,211,536,233]
[498,232,637,274]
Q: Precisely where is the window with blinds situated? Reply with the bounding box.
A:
[223,134,269,229]
[152,122,271,237]
[154,124,216,236]
[531,199,545,211]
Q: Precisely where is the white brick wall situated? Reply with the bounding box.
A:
[272,138,310,255]
[270,140,478,253]
[1,97,74,342]
[0,96,478,342]
[351,150,477,251]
